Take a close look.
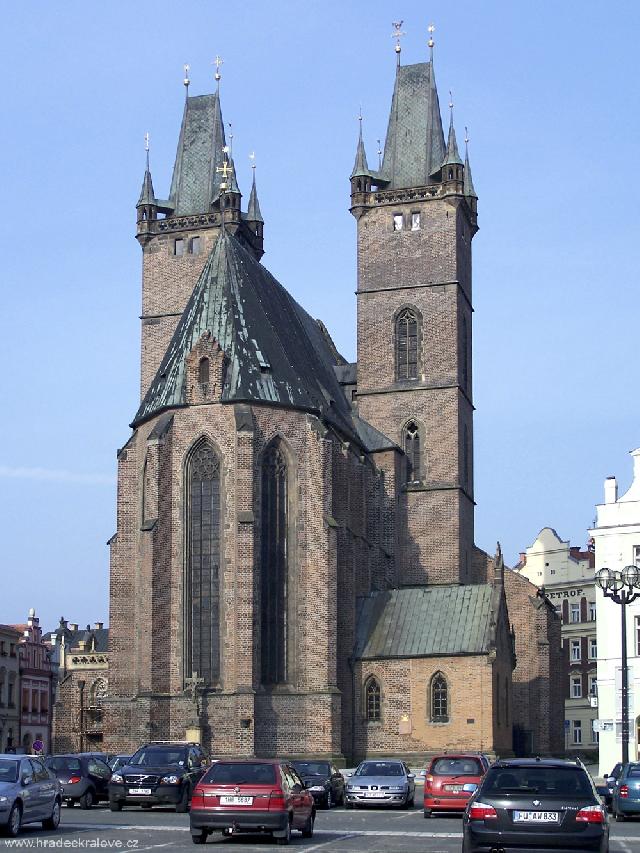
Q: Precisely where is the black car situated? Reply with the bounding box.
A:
[45,754,112,808]
[602,762,623,812]
[462,758,609,853]
[108,742,207,812]
[290,760,345,808]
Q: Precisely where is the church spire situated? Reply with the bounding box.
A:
[247,168,263,224]
[136,133,158,243]
[463,128,477,199]
[350,113,372,179]
[441,97,463,168]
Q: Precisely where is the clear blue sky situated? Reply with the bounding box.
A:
[2,1,639,630]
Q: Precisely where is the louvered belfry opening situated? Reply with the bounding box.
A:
[396,308,419,380]
[187,439,221,685]
[260,441,288,685]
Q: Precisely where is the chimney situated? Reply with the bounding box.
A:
[519,552,527,566]
[604,476,618,504]
[94,622,104,630]
[69,623,78,632]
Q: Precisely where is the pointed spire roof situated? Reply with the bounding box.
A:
[350,124,373,179]
[132,233,361,440]
[464,142,477,199]
[227,157,241,195]
[380,60,445,188]
[442,113,463,167]
[247,172,263,222]
[167,91,232,216]
[137,167,156,207]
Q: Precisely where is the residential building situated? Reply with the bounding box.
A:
[513,528,596,755]
[590,449,640,775]
[10,609,53,754]
[0,625,21,752]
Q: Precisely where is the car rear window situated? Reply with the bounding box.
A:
[0,760,18,783]
[432,758,483,776]
[356,762,403,777]
[627,765,640,778]
[46,757,82,772]
[293,761,330,776]
[483,766,592,797]
[202,762,277,785]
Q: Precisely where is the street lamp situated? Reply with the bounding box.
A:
[595,566,640,763]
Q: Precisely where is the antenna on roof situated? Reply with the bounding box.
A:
[392,20,405,67]
[214,55,223,90]
[428,23,435,60]
[183,63,190,98]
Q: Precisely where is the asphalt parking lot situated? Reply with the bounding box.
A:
[2,801,640,853]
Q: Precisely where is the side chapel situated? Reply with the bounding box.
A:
[101,33,554,762]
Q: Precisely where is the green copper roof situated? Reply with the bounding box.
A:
[168,93,230,216]
[464,147,477,198]
[247,173,263,222]
[350,126,374,179]
[442,115,463,167]
[380,61,446,188]
[137,168,156,207]
[133,232,376,442]
[354,585,493,659]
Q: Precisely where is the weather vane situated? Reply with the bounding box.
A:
[449,90,454,111]
[249,151,256,171]
[392,20,405,65]
[183,63,190,96]
[144,132,150,170]
[214,55,223,87]
[428,23,435,59]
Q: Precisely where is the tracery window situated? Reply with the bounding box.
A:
[403,420,421,482]
[261,442,288,685]
[365,677,381,722]
[396,308,419,380]
[186,439,221,685]
[431,672,449,723]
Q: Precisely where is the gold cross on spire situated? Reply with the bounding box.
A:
[183,63,190,89]
[392,20,405,65]
[249,151,256,171]
[428,23,435,58]
[214,55,223,84]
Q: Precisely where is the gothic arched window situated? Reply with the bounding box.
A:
[261,441,289,685]
[403,420,421,482]
[365,677,381,722]
[186,439,221,685]
[396,308,419,381]
[198,357,210,389]
[430,672,449,722]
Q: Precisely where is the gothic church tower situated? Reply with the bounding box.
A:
[351,40,478,586]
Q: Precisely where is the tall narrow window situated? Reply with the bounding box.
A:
[393,213,403,231]
[403,420,421,482]
[431,672,449,722]
[261,442,288,685]
[187,440,221,685]
[396,308,419,380]
[198,357,210,391]
[365,677,381,721]
[174,238,185,256]
[190,236,202,255]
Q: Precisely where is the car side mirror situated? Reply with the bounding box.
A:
[22,775,33,787]
[408,773,415,780]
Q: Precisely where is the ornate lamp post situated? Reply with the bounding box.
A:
[595,566,640,763]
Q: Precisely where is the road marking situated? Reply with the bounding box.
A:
[302,834,355,852]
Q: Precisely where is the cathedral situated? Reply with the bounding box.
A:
[100,35,562,763]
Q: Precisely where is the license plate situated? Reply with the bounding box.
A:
[220,795,253,805]
[129,788,152,795]
[445,784,463,792]
[363,791,385,798]
[513,810,558,823]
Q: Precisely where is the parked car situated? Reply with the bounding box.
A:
[0,754,62,837]
[189,758,315,845]
[462,758,609,853]
[45,754,111,809]
[345,759,415,808]
[423,753,488,817]
[108,755,132,774]
[290,760,344,808]
[108,741,207,812]
[612,761,640,821]
[603,762,623,812]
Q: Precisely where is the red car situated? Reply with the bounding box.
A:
[423,754,489,817]
[189,758,315,845]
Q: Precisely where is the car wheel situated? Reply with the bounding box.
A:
[423,808,432,818]
[43,798,61,830]
[109,800,122,812]
[301,811,315,838]
[79,789,95,810]
[176,785,190,813]
[276,819,291,845]
[191,830,207,844]
[5,802,21,837]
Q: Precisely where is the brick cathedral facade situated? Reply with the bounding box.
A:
[98,39,562,762]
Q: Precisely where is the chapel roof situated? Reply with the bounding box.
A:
[354,584,494,659]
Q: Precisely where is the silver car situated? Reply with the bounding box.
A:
[345,759,415,808]
[0,754,62,837]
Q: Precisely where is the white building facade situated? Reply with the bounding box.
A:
[591,449,640,776]
[514,528,596,755]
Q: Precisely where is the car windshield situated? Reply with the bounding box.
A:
[110,756,130,771]
[432,758,482,776]
[130,748,186,767]
[484,766,592,797]
[356,762,403,777]
[0,760,18,783]
[45,757,82,772]
[202,762,276,785]
[293,762,330,776]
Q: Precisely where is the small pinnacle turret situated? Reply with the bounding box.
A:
[350,122,372,179]
[247,171,263,223]
[442,112,463,168]
[137,166,156,208]
[464,138,477,200]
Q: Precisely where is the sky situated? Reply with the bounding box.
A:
[1,0,639,630]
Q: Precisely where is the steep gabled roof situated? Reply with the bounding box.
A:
[132,232,371,443]
[380,61,446,188]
